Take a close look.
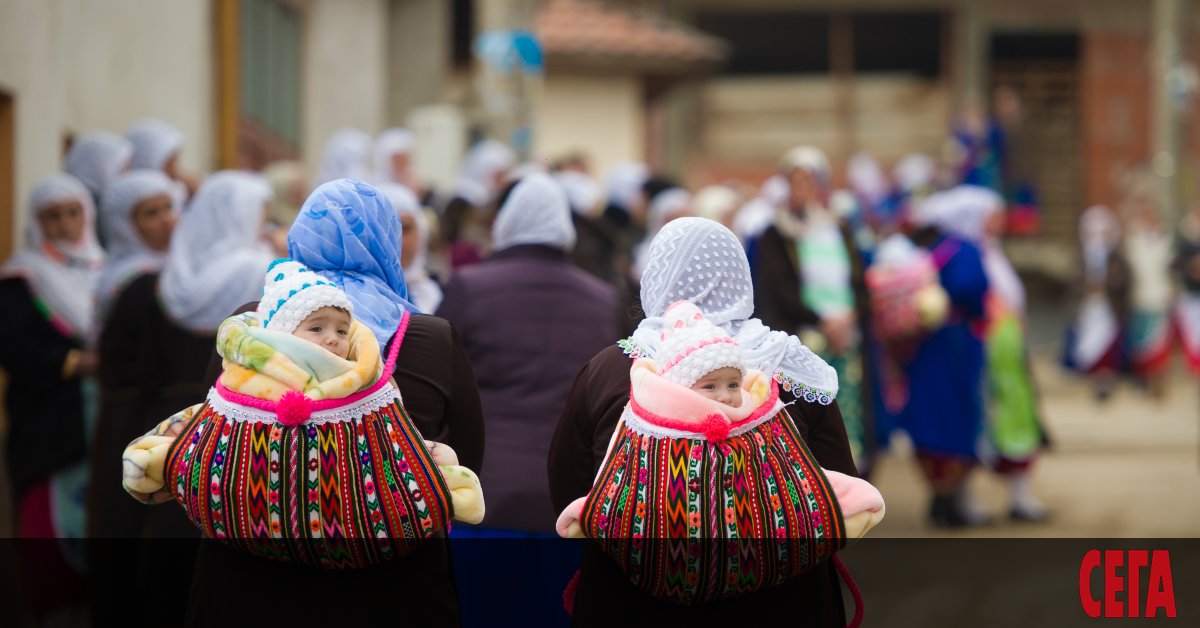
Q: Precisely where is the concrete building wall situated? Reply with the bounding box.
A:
[303,0,389,167]
[535,74,644,183]
[0,0,214,247]
[385,0,451,126]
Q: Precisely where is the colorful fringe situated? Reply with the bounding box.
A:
[165,397,451,569]
[580,410,845,605]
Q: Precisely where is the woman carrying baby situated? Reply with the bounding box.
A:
[548,217,864,626]
[167,179,483,625]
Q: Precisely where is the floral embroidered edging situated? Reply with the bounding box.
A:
[617,338,836,405]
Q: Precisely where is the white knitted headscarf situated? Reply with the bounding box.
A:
[256,259,354,332]
[626,217,838,402]
[491,172,577,252]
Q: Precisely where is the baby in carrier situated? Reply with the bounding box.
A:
[556,300,884,604]
[122,259,483,567]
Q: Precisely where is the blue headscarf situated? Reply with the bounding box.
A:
[287,178,418,349]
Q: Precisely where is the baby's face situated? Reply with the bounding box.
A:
[292,306,352,359]
[691,367,743,407]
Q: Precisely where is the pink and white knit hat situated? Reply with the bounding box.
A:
[657,300,744,388]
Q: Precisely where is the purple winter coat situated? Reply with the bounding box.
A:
[436,244,620,532]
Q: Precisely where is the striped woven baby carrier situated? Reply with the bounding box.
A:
[164,311,452,569]
[580,370,847,605]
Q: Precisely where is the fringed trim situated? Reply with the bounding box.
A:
[618,337,836,406]
[205,384,401,425]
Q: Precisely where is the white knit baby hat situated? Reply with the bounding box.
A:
[256,258,354,332]
[657,300,745,388]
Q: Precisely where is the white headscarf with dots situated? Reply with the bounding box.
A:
[628,217,838,401]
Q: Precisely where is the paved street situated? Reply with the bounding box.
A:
[870,349,1200,538]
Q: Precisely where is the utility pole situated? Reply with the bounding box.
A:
[474,0,542,160]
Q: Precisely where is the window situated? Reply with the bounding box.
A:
[695,12,831,75]
[852,12,943,77]
[453,0,474,69]
[240,0,301,146]
[991,32,1079,61]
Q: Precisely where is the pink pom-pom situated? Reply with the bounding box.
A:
[701,413,731,442]
[276,390,313,427]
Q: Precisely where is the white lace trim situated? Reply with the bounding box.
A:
[620,400,785,441]
[204,385,403,425]
[618,337,835,405]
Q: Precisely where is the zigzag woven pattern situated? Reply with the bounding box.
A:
[580,409,846,605]
[164,397,451,569]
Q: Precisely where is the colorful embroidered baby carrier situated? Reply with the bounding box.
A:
[580,376,847,605]
[164,311,452,569]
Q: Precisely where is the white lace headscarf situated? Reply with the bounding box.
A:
[491,172,577,252]
[626,217,839,402]
[1,174,104,340]
[159,171,275,332]
[96,169,178,314]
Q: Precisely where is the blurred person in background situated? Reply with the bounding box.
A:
[87,171,274,625]
[928,185,1049,522]
[992,86,1042,235]
[374,127,430,202]
[84,169,180,624]
[378,181,443,313]
[554,165,621,284]
[1067,204,1130,400]
[890,152,938,228]
[437,173,617,533]
[754,145,874,474]
[315,127,372,185]
[0,176,100,613]
[905,189,991,527]
[1174,199,1200,372]
[692,183,742,230]
[443,138,517,270]
[64,130,133,249]
[64,131,134,210]
[600,160,650,262]
[94,170,179,323]
[632,182,691,278]
[1123,175,1175,398]
[262,159,309,254]
[437,173,616,627]
[952,96,1005,193]
[125,118,202,202]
